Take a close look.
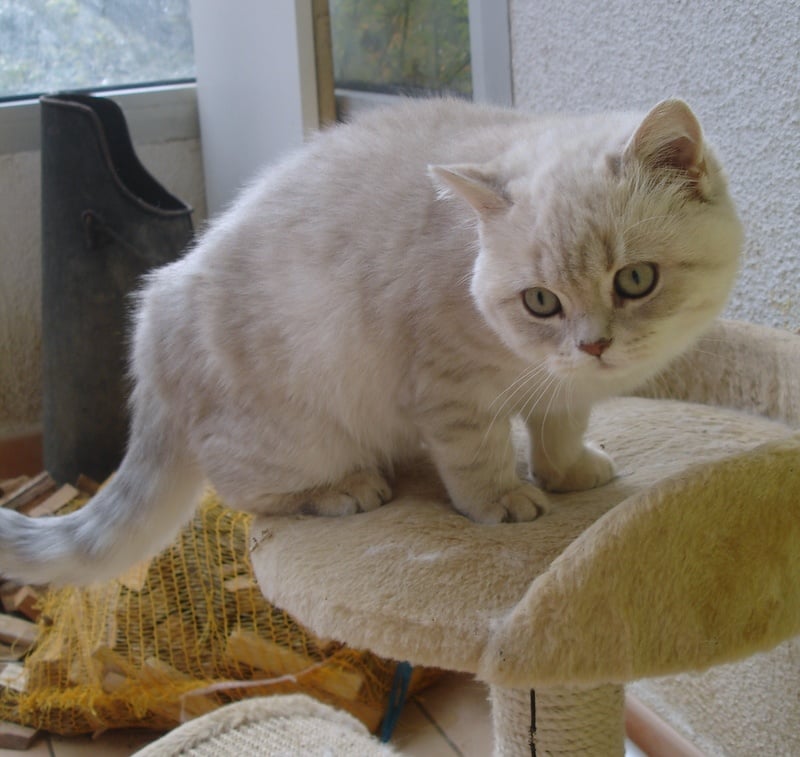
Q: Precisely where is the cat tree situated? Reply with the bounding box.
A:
[245,319,800,755]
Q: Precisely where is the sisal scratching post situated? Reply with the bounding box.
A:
[490,685,625,756]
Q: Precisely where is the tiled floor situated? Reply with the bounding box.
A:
[393,672,495,755]
[0,672,647,755]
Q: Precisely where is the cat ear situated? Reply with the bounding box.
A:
[624,99,705,178]
[428,164,511,217]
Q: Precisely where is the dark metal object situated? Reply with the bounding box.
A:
[40,93,193,484]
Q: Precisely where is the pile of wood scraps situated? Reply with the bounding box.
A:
[0,472,97,749]
[0,476,425,746]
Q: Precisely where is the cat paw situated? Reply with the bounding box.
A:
[539,444,615,493]
[464,482,550,524]
[302,469,392,516]
[334,468,393,513]
[259,469,392,517]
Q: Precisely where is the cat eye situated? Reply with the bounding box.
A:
[523,287,562,318]
[614,263,658,299]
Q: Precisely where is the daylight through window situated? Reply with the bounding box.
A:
[330,0,471,98]
[1,1,472,104]
[0,0,195,101]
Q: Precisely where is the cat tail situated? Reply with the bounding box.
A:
[0,386,204,586]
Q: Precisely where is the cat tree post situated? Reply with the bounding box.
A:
[490,685,625,756]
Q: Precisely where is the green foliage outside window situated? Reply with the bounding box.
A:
[0,0,193,100]
[330,0,471,97]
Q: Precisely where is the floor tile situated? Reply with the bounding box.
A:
[392,699,460,756]
[394,672,493,756]
[0,732,51,757]
[49,728,161,757]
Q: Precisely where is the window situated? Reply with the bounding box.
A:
[0,2,510,171]
[0,0,194,101]
[329,0,471,98]
[187,0,509,212]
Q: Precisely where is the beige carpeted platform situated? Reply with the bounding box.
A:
[247,319,800,755]
[251,396,799,686]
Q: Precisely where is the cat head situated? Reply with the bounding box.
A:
[430,99,742,398]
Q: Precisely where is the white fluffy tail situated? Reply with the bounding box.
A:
[0,392,204,586]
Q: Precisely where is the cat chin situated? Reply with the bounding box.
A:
[546,357,653,399]
[547,353,619,379]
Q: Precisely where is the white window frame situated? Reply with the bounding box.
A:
[0,0,511,193]
[335,0,511,120]
[467,0,513,106]
[191,0,512,214]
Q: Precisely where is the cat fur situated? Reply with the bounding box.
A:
[0,97,741,584]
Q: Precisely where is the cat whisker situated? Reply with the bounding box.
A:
[454,270,473,289]
[528,374,564,475]
[488,362,548,411]
[517,370,559,426]
[565,375,577,426]
[476,363,548,462]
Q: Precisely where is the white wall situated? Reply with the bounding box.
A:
[0,149,42,437]
[510,0,799,330]
[0,137,206,437]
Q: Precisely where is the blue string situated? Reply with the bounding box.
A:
[379,661,413,743]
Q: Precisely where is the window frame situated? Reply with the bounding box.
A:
[0,82,200,156]
[192,0,512,213]
[0,0,511,154]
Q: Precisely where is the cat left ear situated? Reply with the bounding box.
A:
[428,164,511,217]
[624,99,706,180]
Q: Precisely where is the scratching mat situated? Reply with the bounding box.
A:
[132,694,397,756]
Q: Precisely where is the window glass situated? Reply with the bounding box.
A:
[0,0,194,101]
[329,0,471,98]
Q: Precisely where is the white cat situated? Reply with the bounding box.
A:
[0,98,741,585]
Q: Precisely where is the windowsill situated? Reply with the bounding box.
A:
[0,78,488,157]
[0,82,200,155]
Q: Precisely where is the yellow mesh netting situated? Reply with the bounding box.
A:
[0,491,440,735]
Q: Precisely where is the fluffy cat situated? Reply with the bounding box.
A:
[0,97,741,585]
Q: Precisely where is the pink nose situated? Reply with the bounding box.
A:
[579,338,613,357]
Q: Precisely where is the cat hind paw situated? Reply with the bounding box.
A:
[258,469,392,517]
[334,468,393,513]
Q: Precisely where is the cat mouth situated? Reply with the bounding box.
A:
[553,354,618,375]
[548,357,626,388]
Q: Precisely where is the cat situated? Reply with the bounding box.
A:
[0,97,741,585]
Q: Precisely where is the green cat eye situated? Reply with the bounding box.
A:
[523,287,562,317]
[614,263,658,299]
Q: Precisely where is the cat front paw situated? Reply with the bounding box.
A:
[538,444,615,493]
[462,482,550,524]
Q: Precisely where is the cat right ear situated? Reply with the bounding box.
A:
[428,164,511,217]
[624,99,705,177]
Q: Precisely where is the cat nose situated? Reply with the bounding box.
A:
[579,337,613,357]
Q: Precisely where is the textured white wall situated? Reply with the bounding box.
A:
[510,0,799,330]
[0,150,42,436]
[0,139,206,436]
